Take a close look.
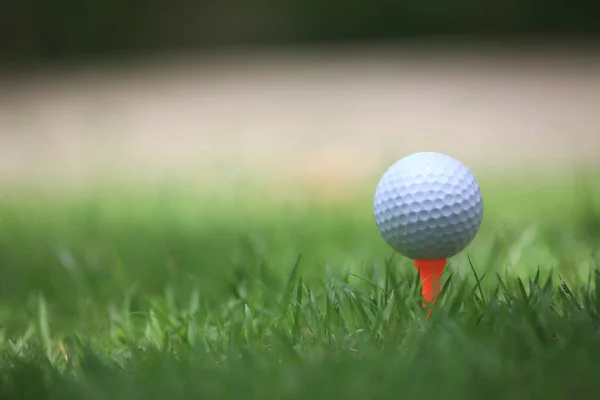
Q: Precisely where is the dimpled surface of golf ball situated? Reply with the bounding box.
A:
[374,152,483,260]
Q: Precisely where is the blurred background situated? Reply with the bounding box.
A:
[1,0,600,195]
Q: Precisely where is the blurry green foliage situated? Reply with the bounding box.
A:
[1,0,599,62]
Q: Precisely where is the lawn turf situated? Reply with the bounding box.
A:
[0,171,600,399]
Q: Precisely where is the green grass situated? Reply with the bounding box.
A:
[1,172,600,399]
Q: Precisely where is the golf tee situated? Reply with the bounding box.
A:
[414,259,447,306]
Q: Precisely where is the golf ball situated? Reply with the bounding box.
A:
[373,152,483,260]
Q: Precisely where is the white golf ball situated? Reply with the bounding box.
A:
[373,152,483,260]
